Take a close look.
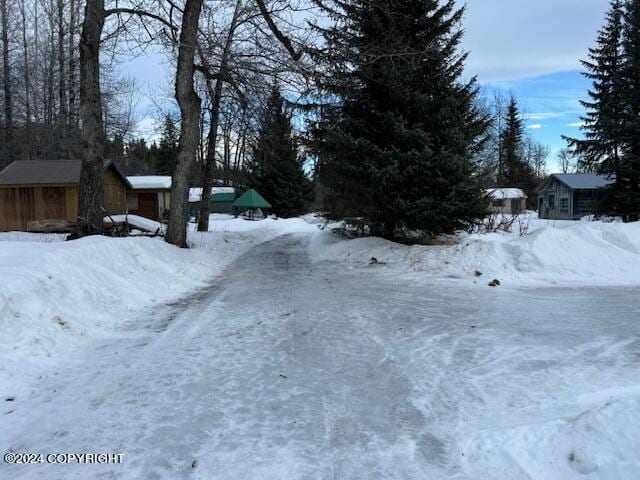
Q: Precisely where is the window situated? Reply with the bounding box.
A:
[548,194,555,208]
[560,198,569,212]
[492,199,505,207]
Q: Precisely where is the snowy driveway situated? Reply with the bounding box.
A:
[2,233,640,479]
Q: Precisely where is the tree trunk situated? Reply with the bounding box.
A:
[1,0,13,163]
[196,0,242,231]
[58,0,67,127]
[77,0,106,234]
[68,0,76,124]
[165,0,204,247]
[20,0,31,159]
[46,0,55,130]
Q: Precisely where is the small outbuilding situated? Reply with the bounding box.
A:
[485,188,527,215]
[188,186,236,215]
[538,173,614,220]
[126,176,172,221]
[0,159,131,232]
[232,189,272,219]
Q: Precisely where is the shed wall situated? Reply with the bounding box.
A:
[539,179,574,220]
[0,185,78,231]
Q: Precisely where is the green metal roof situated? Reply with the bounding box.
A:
[210,192,235,202]
[232,189,272,209]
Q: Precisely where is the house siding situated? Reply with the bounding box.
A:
[539,178,574,220]
[538,177,605,220]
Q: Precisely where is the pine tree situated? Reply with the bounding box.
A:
[619,0,640,220]
[564,0,625,176]
[499,96,537,201]
[565,0,640,219]
[247,85,312,218]
[156,116,179,176]
[314,0,489,238]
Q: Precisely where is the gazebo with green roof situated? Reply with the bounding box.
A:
[232,189,272,219]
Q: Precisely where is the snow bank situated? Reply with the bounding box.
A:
[461,394,640,479]
[0,216,317,395]
[310,218,640,286]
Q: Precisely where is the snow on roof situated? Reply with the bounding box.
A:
[189,186,235,202]
[552,173,614,189]
[485,188,527,200]
[127,176,172,190]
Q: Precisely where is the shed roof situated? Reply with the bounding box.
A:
[212,192,236,202]
[232,189,272,209]
[127,175,172,190]
[552,173,614,189]
[188,186,235,202]
[0,159,131,187]
[485,188,527,200]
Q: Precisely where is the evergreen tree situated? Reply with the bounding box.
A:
[499,96,537,201]
[247,85,313,218]
[619,0,640,220]
[314,0,489,238]
[105,133,125,161]
[565,1,625,174]
[156,116,179,175]
[565,0,640,220]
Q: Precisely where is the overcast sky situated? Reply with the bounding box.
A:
[127,0,611,168]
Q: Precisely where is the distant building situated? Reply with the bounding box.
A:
[0,159,131,232]
[538,173,614,220]
[188,186,236,215]
[126,176,172,221]
[485,188,527,215]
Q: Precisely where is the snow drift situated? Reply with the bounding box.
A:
[310,218,640,286]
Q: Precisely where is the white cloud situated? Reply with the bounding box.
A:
[566,121,586,128]
[523,112,574,121]
[528,124,544,130]
[460,0,610,81]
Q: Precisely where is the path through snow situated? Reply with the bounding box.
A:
[2,233,640,479]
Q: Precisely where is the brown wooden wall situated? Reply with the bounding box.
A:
[0,185,78,231]
[0,166,129,232]
[103,167,128,215]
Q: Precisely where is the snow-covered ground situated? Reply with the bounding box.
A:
[310,214,640,286]
[0,215,318,397]
[1,214,639,479]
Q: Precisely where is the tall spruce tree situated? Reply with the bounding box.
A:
[156,116,179,176]
[619,0,640,220]
[247,85,312,218]
[566,0,640,220]
[499,96,537,201]
[315,0,489,238]
[565,1,625,176]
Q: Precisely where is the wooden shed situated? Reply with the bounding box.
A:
[538,173,614,220]
[126,176,172,221]
[0,159,131,232]
[485,188,527,215]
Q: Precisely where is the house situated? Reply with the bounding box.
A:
[538,173,614,220]
[0,159,131,232]
[126,176,172,221]
[485,188,527,215]
[188,186,236,215]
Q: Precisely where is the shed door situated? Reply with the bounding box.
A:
[136,193,158,219]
